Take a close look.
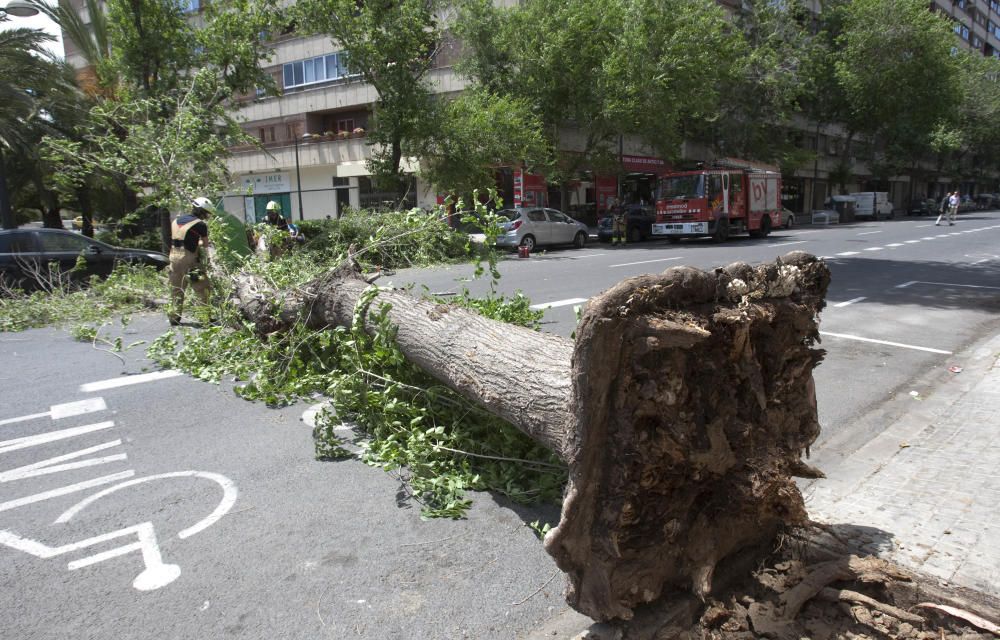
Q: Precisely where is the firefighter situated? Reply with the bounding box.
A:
[167,196,213,326]
[611,202,627,246]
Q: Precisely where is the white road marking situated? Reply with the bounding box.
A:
[820,331,952,355]
[836,251,859,256]
[904,240,920,244]
[529,297,589,310]
[973,258,991,264]
[921,237,936,240]
[769,240,809,247]
[54,471,239,539]
[833,297,866,308]
[864,247,883,251]
[0,471,136,513]
[0,523,180,591]
[0,398,107,427]
[79,370,182,393]
[886,243,904,247]
[857,231,883,236]
[0,421,116,455]
[0,440,125,482]
[609,257,683,268]
[896,280,1000,291]
[916,224,935,228]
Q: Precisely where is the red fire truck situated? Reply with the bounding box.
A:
[651,159,782,243]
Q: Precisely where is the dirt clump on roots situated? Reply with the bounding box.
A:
[603,524,1000,640]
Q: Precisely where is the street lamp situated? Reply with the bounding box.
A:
[0,0,41,230]
[292,132,317,222]
[1,0,40,17]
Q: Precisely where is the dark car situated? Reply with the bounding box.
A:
[908,198,937,216]
[0,228,169,292]
[597,205,656,243]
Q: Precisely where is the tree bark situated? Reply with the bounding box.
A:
[233,252,830,622]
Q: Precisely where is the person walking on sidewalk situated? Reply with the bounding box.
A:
[947,191,960,225]
[167,196,213,326]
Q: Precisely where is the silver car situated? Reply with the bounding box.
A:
[495,207,589,251]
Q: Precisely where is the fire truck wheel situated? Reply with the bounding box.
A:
[628,226,642,243]
[712,218,730,243]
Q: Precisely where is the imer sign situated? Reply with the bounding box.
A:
[242,172,290,195]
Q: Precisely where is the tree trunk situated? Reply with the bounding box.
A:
[233,252,831,622]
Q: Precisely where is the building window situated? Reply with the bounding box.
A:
[282,52,357,90]
[336,119,355,133]
[955,23,970,41]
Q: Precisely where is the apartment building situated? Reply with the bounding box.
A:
[60,0,999,222]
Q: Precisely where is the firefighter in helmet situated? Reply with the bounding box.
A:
[167,196,213,326]
[611,199,627,247]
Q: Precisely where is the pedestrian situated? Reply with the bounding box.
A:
[947,191,960,225]
[611,203,627,247]
[167,196,213,326]
[935,192,951,226]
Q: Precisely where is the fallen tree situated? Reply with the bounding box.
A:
[233,250,832,622]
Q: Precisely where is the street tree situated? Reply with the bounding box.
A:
[41,0,282,245]
[291,0,445,199]
[456,0,740,205]
[831,0,960,185]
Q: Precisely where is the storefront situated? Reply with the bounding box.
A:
[241,172,292,224]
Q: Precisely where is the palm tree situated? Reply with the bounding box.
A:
[28,0,113,95]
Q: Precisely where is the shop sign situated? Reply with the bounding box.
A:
[241,172,290,195]
[622,156,666,173]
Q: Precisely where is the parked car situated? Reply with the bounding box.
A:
[0,228,168,292]
[596,205,656,243]
[495,207,589,251]
[958,195,976,213]
[908,198,937,216]
[781,208,796,229]
[850,192,894,220]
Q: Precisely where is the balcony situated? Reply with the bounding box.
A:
[227,131,370,175]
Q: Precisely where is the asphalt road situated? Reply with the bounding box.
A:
[2,211,999,639]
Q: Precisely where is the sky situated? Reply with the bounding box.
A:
[2,4,64,58]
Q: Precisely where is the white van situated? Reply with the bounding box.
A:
[850,192,893,220]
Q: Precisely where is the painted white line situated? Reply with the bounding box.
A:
[863,247,883,252]
[836,251,859,256]
[921,236,936,240]
[0,471,136,513]
[973,258,991,264]
[51,398,108,420]
[903,281,1000,291]
[896,281,918,289]
[0,440,125,482]
[857,231,883,236]
[79,370,182,393]
[529,297,589,310]
[819,331,952,355]
[833,297,866,308]
[0,421,116,455]
[904,240,920,244]
[55,471,239,539]
[571,253,608,259]
[915,224,935,228]
[609,257,683,268]
[769,240,809,247]
[886,243,904,247]
[0,398,107,427]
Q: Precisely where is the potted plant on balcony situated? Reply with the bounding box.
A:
[323,131,336,140]
[337,130,350,139]
[352,127,365,138]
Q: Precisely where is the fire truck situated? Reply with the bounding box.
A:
[651,159,782,243]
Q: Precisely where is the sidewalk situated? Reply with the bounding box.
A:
[802,332,1000,597]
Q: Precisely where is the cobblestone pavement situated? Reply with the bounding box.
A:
[803,333,1000,597]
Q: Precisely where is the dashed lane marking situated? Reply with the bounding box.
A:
[529,298,589,310]
[833,297,866,308]
[857,231,883,236]
[886,243,904,247]
[836,251,860,256]
[864,247,883,251]
[896,280,1000,291]
[819,331,952,355]
[79,370,182,393]
[609,257,683,268]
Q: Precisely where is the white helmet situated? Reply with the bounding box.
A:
[192,196,213,210]
[265,200,281,212]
